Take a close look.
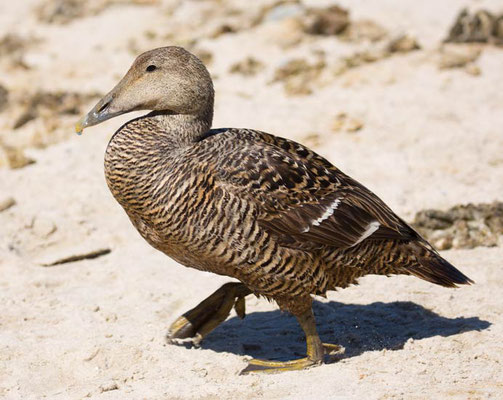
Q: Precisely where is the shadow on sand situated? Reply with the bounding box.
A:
[186,300,490,361]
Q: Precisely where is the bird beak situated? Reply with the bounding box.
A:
[75,92,122,135]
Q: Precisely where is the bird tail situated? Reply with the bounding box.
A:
[406,242,474,287]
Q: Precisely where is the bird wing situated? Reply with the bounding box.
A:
[212,130,418,250]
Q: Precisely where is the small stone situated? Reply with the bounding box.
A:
[0,197,15,212]
[438,45,481,69]
[464,63,481,76]
[272,58,326,96]
[193,48,213,66]
[341,19,388,42]
[388,34,421,53]
[0,83,8,112]
[331,113,364,133]
[83,348,100,362]
[262,18,304,48]
[302,133,321,147]
[434,236,453,250]
[343,48,390,69]
[105,313,118,322]
[32,216,57,238]
[99,381,118,393]
[412,202,503,249]
[302,5,350,36]
[0,144,35,169]
[229,57,264,76]
[35,0,157,25]
[346,118,364,132]
[0,34,28,58]
[495,16,503,41]
[262,3,303,23]
[210,23,237,38]
[36,0,87,24]
[444,8,502,44]
[12,90,100,130]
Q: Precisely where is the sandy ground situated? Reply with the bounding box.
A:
[1,0,503,399]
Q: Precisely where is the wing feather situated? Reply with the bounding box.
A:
[212,129,418,250]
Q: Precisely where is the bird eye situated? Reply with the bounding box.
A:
[146,65,157,72]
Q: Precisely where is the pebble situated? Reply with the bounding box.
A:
[388,34,421,53]
[32,216,57,237]
[0,197,15,212]
[99,381,119,393]
[438,45,481,69]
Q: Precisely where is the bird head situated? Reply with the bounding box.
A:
[76,46,214,134]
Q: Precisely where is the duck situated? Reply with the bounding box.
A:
[76,46,472,374]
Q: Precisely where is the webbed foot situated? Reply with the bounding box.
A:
[167,282,251,346]
[240,343,344,374]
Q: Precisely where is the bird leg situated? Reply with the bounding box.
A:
[167,282,251,346]
[241,302,343,374]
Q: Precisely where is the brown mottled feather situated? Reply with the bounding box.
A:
[95,47,472,315]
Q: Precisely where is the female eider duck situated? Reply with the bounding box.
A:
[76,46,472,374]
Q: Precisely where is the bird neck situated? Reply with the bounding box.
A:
[146,107,213,145]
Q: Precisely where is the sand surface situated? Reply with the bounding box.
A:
[1,1,502,399]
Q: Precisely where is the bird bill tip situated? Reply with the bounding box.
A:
[75,115,88,135]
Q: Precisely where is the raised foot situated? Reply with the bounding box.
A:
[167,282,251,346]
[240,343,344,375]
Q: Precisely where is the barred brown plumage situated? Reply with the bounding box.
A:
[77,46,472,374]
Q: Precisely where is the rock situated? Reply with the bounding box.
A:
[331,113,364,133]
[32,216,57,238]
[0,84,8,112]
[261,3,304,24]
[259,17,304,48]
[495,16,503,42]
[0,34,32,69]
[99,381,119,393]
[434,236,454,251]
[210,23,238,38]
[12,90,100,129]
[36,0,158,25]
[0,197,16,212]
[272,58,326,96]
[464,63,481,76]
[105,313,118,322]
[438,45,481,69]
[388,34,421,53]
[206,3,269,39]
[444,8,503,44]
[412,202,503,250]
[83,348,100,362]
[0,34,28,57]
[343,47,390,68]
[192,48,213,66]
[36,0,86,24]
[0,144,35,169]
[302,5,350,36]
[301,133,322,148]
[229,57,265,76]
[341,19,388,42]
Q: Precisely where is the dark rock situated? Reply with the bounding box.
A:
[445,8,503,45]
[412,202,503,250]
[0,84,8,112]
[229,57,265,76]
[13,91,100,129]
[303,5,350,36]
